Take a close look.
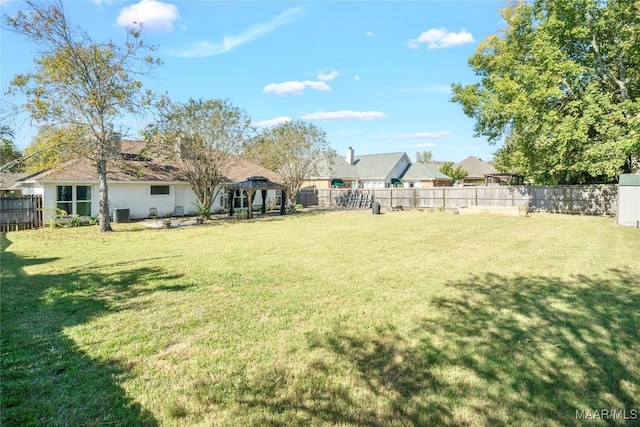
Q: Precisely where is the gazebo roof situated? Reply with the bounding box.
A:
[228,176,284,191]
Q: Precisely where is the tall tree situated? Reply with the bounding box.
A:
[4,1,159,231]
[416,150,433,164]
[439,161,468,184]
[0,125,23,172]
[22,125,77,173]
[245,120,333,209]
[145,98,253,215]
[451,0,640,184]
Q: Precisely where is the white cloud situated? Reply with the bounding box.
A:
[354,75,361,81]
[263,80,330,96]
[366,31,374,37]
[371,131,451,140]
[253,116,292,128]
[301,110,387,121]
[407,27,474,49]
[317,70,339,81]
[408,142,438,148]
[116,0,180,32]
[303,81,331,91]
[181,7,302,57]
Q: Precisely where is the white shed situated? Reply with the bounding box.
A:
[617,174,640,227]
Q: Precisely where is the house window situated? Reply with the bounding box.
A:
[56,185,92,216]
[150,185,170,195]
[56,185,72,215]
[233,190,248,208]
[76,186,92,216]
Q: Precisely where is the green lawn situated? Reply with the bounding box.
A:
[2,210,640,426]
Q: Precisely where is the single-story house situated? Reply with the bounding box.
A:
[0,173,29,195]
[454,156,498,186]
[400,162,454,187]
[302,150,360,190]
[303,147,452,189]
[13,140,284,221]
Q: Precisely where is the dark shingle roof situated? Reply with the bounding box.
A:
[454,156,497,179]
[0,173,29,189]
[18,140,281,185]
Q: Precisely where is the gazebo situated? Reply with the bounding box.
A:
[484,173,526,186]
[227,176,287,219]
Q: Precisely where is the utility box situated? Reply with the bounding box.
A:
[113,208,130,223]
[617,174,640,227]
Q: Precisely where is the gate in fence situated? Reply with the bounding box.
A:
[296,189,318,207]
[0,195,44,232]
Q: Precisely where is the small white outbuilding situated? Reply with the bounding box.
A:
[617,174,640,227]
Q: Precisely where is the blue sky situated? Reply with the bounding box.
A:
[1,0,506,163]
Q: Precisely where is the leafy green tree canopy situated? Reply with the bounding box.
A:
[439,161,468,184]
[244,120,333,208]
[145,98,253,215]
[451,0,640,184]
[22,125,78,173]
[4,0,160,231]
[0,125,23,172]
[416,150,433,164]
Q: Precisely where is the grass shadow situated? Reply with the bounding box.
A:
[234,269,640,426]
[0,233,185,426]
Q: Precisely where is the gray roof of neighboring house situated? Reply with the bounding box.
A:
[401,162,453,181]
[353,152,408,180]
[454,156,497,179]
[313,154,360,180]
[0,173,29,189]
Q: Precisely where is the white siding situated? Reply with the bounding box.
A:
[29,181,281,220]
[108,182,198,218]
[361,180,385,189]
[17,184,45,197]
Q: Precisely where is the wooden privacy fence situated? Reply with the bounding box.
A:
[316,185,617,215]
[0,195,44,232]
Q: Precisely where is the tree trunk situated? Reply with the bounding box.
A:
[97,158,113,232]
[287,185,299,210]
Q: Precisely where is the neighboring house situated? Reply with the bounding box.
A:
[354,151,412,189]
[13,140,283,221]
[454,156,498,186]
[401,162,453,187]
[0,173,29,195]
[303,149,360,189]
[304,147,452,189]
